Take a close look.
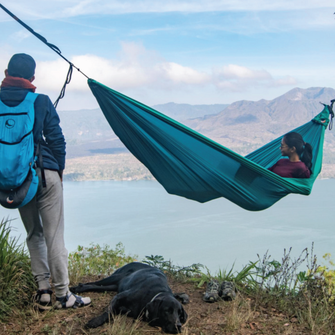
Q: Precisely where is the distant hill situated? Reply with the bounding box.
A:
[152,102,228,121]
[185,87,335,155]
[58,103,227,158]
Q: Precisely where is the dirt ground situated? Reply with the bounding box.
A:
[1,275,310,335]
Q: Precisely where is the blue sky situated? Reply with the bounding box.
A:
[0,0,334,111]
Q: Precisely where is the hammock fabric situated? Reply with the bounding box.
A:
[88,79,331,211]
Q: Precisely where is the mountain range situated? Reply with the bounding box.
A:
[185,87,335,155]
[59,87,335,161]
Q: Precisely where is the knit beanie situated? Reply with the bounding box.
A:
[7,53,36,79]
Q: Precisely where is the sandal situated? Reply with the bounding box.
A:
[55,292,91,309]
[34,289,53,311]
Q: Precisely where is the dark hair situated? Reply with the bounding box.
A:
[7,53,36,79]
[284,132,313,171]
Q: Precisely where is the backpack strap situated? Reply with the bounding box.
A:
[26,93,47,188]
[35,139,46,188]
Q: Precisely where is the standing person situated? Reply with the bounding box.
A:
[268,132,313,178]
[0,53,91,309]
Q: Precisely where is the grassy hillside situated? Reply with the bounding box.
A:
[1,220,335,334]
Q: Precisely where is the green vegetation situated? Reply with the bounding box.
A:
[253,246,310,294]
[0,219,35,321]
[1,222,335,333]
[68,242,137,283]
[144,254,203,280]
[248,244,335,334]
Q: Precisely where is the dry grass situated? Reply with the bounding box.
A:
[98,315,144,335]
[296,291,334,335]
[223,294,254,331]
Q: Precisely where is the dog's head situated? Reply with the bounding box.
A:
[145,294,187,334]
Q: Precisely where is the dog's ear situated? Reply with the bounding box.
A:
[145,300,160,324]
[179,305,188,324]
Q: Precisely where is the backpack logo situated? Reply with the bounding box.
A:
[6,196,14,204]
[5,119,15,129]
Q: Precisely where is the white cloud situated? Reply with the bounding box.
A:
[0,48,19,75]
[159,62,210,85]
[210,64,294,91]
[30,42,296,97]
[33,43,210,92]
[271,76,297,87]
[214,64,272,80]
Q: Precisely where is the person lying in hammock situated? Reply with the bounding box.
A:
[268,132,312,178]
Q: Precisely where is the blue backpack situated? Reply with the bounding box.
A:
[0,92,40,208]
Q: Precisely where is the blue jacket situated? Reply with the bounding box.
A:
[0,87,66,172]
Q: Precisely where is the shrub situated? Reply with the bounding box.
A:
[254,246,309,295]
[0,219,35,321]
[144,254,203,280]
[315,253,335,300]
[68,242,137,283]
[250,244,335,333]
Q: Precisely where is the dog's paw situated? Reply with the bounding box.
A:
[69,283,84,294]
[85,318,100,329]
[85,312,110,329]
[174,292,190,304]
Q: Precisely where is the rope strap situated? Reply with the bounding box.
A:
[329,99,335,130]
[54,64,73,108]
[0,3,90,108]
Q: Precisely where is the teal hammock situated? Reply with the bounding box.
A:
[88,79,332,211]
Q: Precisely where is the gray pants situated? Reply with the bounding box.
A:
[19,169,69,297]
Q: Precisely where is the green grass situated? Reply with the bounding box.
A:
[143,254,203,280]
[247,244,335,334]
[0,218,35,321]
[68,242,137,284]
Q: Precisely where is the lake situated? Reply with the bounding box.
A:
[1,179,334,274]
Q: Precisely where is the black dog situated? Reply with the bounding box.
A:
[70,262,188,334]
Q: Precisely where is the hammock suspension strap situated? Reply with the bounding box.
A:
[54,63,73,108]
[328,99,335,130]
[320,99,335,130]
[0,3,89,108]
